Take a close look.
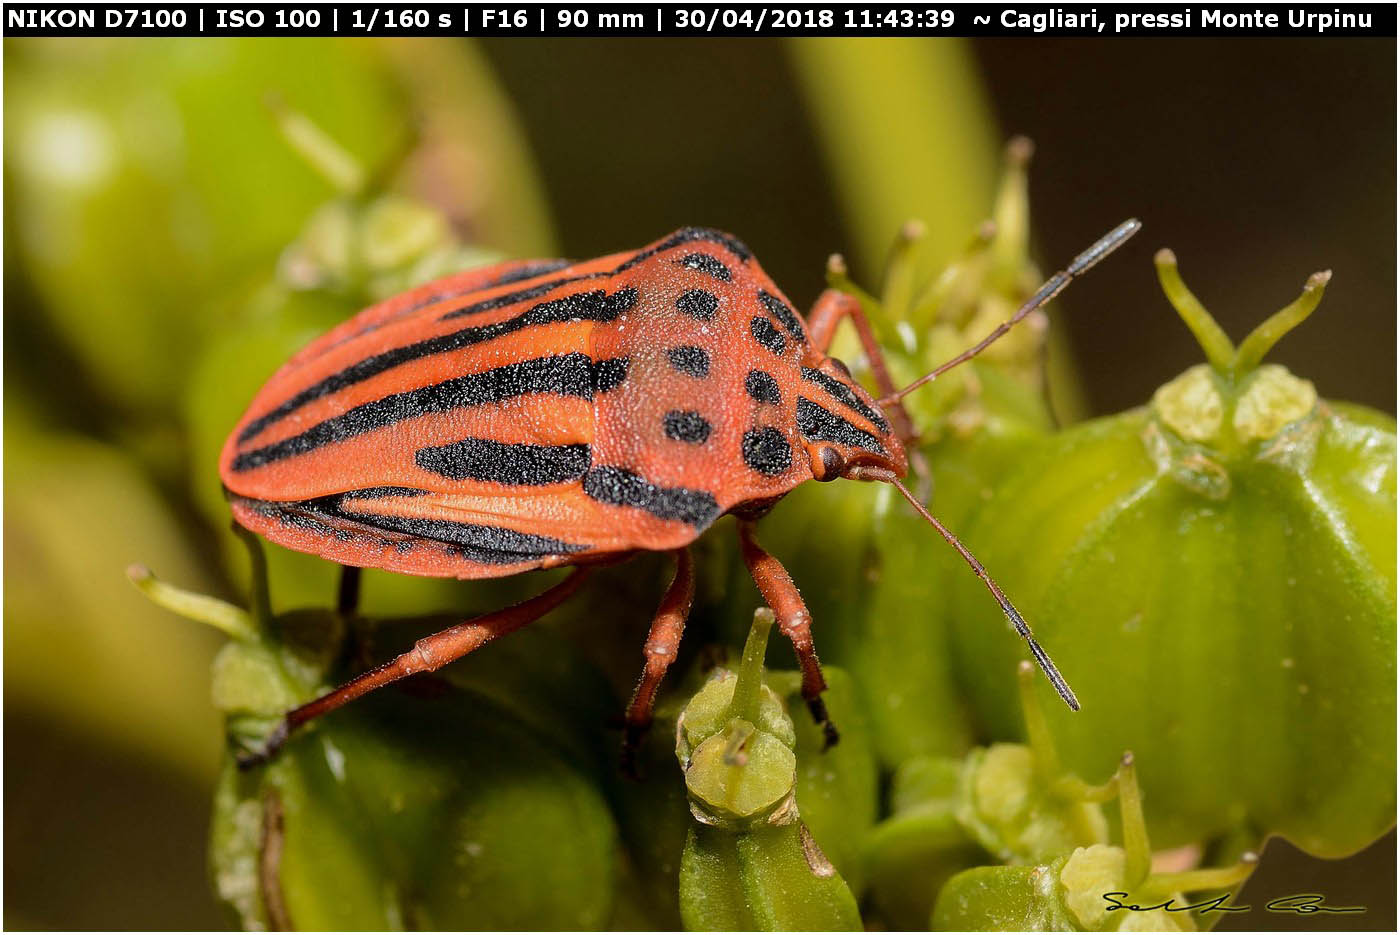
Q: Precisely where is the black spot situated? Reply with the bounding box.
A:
[800,367,891,432]
[593,356,630,392]
[582,466,720,528]
[678,253,732,282]
[415,438,591,485]
[795,397,889,455]
[745,370,781,404]
[677,289,720,321]
[667,345,710,378]
[664,410,712,444]
[758,290,806,344]
[750,317,786,355]
[742,427,792,476]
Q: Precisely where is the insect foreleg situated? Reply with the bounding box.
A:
[622,548,696,778]
[236,566,593,769]
[807,289,920,446]
[737,520,839,749]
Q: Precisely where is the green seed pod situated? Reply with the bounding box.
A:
[932,753,1258,932]
[950,252,1396,856]
[135,533,619,930]
[675,611,863,930]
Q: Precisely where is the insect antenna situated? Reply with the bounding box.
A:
[862,469,1080,711]
[877,218,1142,408]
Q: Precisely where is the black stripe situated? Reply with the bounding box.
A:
[582,466,720,529]
[239,228,746,442]
[339,486,432,500]
[678,253,732,282]
[237,287,637,445]
[440,275,612,321]
[387,260,580,324]
[233,355,596,472]
[616,227,752,272]
[310,260,583,355]
[758,290,807,344]
[800,367,891,433]
[415,439,591,485]
[483,259,574,288]
[335,509,590,563]
[795,397,889,455]
[240,496,354,541]
[238,493,591,564]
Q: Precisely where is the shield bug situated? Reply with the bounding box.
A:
[223,221,1140,767]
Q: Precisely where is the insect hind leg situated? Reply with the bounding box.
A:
[737,520,839,749]
[621,548,696,779]
[236,566,593,769]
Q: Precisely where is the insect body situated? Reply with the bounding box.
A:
[223,222,1139,766]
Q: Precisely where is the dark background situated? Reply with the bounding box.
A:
[484,38,1395,416]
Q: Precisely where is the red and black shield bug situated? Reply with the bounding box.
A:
[223,220,1141,768]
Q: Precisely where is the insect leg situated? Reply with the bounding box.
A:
[337,565,362,616]
[621,548,696,777]
[807,289,922,450]
[737,519,839,748]
[237,566,593,769]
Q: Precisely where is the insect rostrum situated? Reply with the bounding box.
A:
[222,223,1138,766]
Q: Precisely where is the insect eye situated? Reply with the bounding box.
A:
[815,446,846,482]
[826,357,853,379]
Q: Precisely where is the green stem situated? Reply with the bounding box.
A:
[990,136,1032,286]
[1051,773,1119,804]
[1231,271,1331,374]
[825,254,901,350]
[824,254,881,308]
[1017,660,1062,780]
[232,525,274,630]
[729,608,775,724]
[267,94,367,195]
[1143,852,1258,900]
[880,220,926,322]
[723,720,758,767]
[126,564,256,642]
[1155,249,1236,372]
[910,220,996,325]
[1117,752,1152,888]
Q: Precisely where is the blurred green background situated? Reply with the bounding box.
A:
[3,37,1394,929]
